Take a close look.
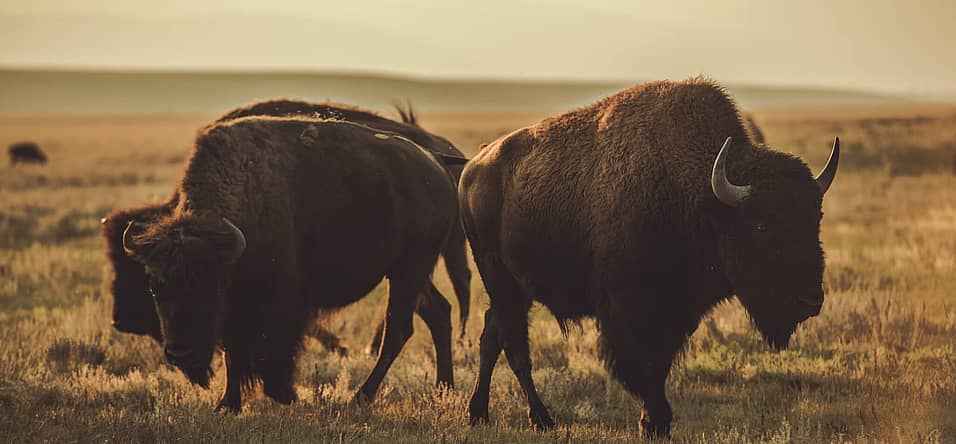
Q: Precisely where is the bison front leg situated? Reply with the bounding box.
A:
[636,361,673,438]
[597,313,679,438]
[252,273,309,406]
[259,360,299,405]
[255,332,302,405]
[215,347,249,413]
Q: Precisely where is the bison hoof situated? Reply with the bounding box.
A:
[528,408,555,431]
[468,405,489,426]
[639,417,671,438]
[264,386,298,405]
[351,390,374,406]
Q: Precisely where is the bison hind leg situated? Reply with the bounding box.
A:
[364,319,385,357]
[353,255,435,404]
[468,308,502,425]
[415,282,454,388]
[469,252,554,430]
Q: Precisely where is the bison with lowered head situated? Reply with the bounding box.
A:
[102,99,472,355]
[460,78,839,437]
[120,116,460,412]
[224,99,473,339]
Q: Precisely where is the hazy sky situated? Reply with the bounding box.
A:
[2,0,955,97]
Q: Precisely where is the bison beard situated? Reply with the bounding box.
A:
[460,78,838,437]
[122,116,459,412]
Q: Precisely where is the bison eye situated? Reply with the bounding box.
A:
[754,223,767,232]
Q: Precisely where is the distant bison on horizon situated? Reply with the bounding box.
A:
[8,142,47,165]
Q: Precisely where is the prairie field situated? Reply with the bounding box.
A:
[0,103,955,443]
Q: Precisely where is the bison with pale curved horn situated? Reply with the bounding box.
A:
[121,116,460,412]
[101,99,472,358]
[460,78,838,437]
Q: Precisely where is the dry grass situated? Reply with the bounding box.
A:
[0,105,954,443]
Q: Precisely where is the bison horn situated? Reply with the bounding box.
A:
[814,137,840,195]
[122,220,140,257]
[711,137,752,207]
[221,217,246,264]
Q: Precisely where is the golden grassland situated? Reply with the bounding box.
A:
[0,105,954,443]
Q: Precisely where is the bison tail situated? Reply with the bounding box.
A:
[438,153,470,165]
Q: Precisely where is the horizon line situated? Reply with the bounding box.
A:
[0,64,919,99]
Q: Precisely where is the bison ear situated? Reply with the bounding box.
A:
[696,193,736,227]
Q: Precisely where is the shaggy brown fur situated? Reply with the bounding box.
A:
[101,181,351,355]
[218,99,464,160]
[8,141,47,165]
[123,116,458,412]
[102,99,472,357]
[460,78,838,437]
[219,99,472,340]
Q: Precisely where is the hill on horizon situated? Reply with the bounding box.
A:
[0,68,905,116]
[3,9,955,99]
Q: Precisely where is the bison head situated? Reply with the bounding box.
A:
[122,214,246,387]
[102,209,166,342]
[701,136,839,349]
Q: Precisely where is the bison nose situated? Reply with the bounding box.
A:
[796,297,823,321]
[164,346,194,365]
[801,303,822,318]
[796,289,824,321]
[798,296,824,308]
[798,286,825,308]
